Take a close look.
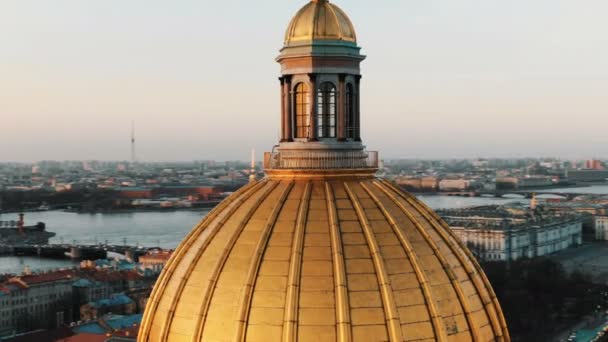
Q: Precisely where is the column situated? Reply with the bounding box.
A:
[279,77,287,142]
[337,74,346,141]
[283,75,293,142]
[308,73,317,141]
[355,75,362,141]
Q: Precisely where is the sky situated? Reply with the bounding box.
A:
[1,0,607,162]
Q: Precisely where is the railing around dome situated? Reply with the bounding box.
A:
[264,150,378,170]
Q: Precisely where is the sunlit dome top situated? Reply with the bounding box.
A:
[284,0,357,46]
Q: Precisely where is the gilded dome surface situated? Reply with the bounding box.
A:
[139,178,509,341]
[284,0,357,45]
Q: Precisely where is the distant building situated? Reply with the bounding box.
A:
[595,215,608,240]
[567,169,608,183]
[138,250,172,273]
[0,258,162,337]
[72,277,116,308]
[585,159,605,170]
[0,270,74,336]
[394,176,438,191]
[440,205,583,261]
[541,200,607,237]
[156,185,217,199]
[62,314,141,342]
[80,293,135,320]
[117,187,154,199]
[496,176,553,190]
[438,179,478,191]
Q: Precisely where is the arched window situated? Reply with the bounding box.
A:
[317,82,337,138]
[345,83,355,139]
[294,83,310,139]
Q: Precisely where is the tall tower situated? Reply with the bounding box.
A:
[131,121,136,165]
[140,1,510,341]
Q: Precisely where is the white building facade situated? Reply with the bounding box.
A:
[445,214,583,262]
[0,273,73,337]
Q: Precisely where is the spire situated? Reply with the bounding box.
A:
[530,193,538,210]
[249,148,256,182]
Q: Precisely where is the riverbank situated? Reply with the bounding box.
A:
[408,182,608,197]
[0,184,605,275]
[63,205,219,214]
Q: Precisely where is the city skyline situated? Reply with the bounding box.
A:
[2,0,608,162]
[2,2,608,340]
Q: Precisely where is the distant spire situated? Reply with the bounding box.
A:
[249,148,256,182]
[530,193,538,210]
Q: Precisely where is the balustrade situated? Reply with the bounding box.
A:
[264,150,378,170]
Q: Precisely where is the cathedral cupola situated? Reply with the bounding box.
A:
[284,0,357,46]
[267,0,373,175]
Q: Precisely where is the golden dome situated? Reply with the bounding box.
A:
[284,0,357,46]
[140,0,509,340]
[139,177,509,341]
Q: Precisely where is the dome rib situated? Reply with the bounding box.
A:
[325,182,352,342]
[284,3,313,44]
[344,182,403,341]
[370,180,483,340]
[138,180,262,341]
[192,180,281,342]
[331,5,356,41]
[283,182,312,341]
[377,179,510,340]
[418,193,511,337]
[396,182,511,340]
[235,182,295,341]
[312,3,321,40]
[173,180,273,341]
[360,182,449,342]
[325,3,344,41]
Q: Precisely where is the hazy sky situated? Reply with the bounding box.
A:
[1,0,607,162]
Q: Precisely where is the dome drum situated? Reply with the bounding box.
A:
[277,54,364,77]
[263,149,378,171]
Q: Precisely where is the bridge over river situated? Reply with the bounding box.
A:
[440,190,591,200]
[0,243,159,261]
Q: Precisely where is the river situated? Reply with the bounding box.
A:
[1,185,606,274]
[0,210,209,274]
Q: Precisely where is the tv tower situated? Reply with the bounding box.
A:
[130,121,136,165]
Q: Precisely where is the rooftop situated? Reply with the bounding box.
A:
[9,269,74,286]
